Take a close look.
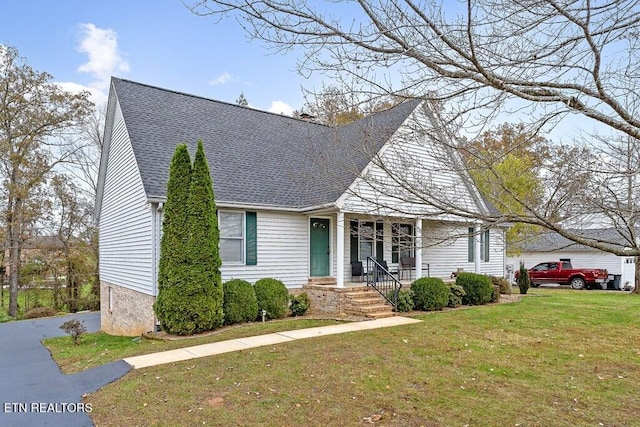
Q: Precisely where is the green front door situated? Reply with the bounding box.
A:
[310,218,330,276]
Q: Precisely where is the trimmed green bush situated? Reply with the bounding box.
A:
[254,278,289,320]
[448,284,466,308]
[410,277,450,311]
[395,289,415,312]
[489,275,512,295]
[223,279,258,325]
[455,273,494,305]
[289,292,311,317]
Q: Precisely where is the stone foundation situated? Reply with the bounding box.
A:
[303,284,359,315]
[101,281,156,336]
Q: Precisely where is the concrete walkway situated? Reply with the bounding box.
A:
[125,316,422,369]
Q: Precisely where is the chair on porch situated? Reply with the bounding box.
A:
[351,261,364,282]
[399,257,416,280]
[376,260,393,277]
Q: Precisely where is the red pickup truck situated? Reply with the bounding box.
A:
[516,261,609,290]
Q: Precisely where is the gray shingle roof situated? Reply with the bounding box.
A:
[511,228,636,253]
[111,78,420,209]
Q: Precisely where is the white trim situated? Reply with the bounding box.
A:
[336,212,345,287]
[151,203,160,297]
[219,210,246,265]
[474,224,482,273]
[145,198,339,214]
[415,218,423,280]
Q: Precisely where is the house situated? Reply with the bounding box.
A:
[507,229,636,289]
[2,236,65,284]
[96,78,507,335]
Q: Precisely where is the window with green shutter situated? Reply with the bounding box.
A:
[245,212,257,265]
[219,211,257,265]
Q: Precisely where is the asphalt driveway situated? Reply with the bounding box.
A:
[0,312,131,426]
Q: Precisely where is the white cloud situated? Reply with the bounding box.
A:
[209,72,232,86]
[268,100,294,116]
[56,81,107,107]
[77,23,129,90]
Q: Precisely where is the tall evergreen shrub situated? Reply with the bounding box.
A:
[154,144,192,332]
[181,140,224,333]
[517,261,530,295]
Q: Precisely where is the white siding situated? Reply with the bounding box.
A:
[221,211,309,287]
[99,102,154,295]
[339,109,482,218]
[422,222,505,279]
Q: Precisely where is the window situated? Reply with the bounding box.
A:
[220,211,244,263]
[481,230,490,262]
[392,223,414,263]
[219,211,257,265]
[468,227,490,262]
[350,220,384,262]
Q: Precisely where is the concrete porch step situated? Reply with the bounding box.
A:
[307,277,337,286]
[346,303,392,313]
[344,308,395,319]
[344,288,395,319]
[344,297,386,306]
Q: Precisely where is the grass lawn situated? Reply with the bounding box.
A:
[80,289,640,426]
[44,318,347,374]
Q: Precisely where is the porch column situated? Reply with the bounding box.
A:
[415,217,423,280]
[336,211,345,288]
[474,223,482,274]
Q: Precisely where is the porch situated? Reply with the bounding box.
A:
[307,211,492,289]
[303,261,420,319]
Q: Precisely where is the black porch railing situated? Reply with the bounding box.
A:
[366,257,403,310]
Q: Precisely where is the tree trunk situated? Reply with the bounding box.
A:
[634,255,640,295]
[7,197,22,317]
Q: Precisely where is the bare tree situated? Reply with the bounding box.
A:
[188,1,640,135]
[49,174,96,312]
[301,84,364,126]
[0,46,93,317]
[68,103,106,197]
[188,1,640,290]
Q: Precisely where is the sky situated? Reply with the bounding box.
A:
[0,0,320,114]
[0,0,609,144]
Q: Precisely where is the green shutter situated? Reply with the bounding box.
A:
[350,220,359,262]
[245,212,257,265]
[391,223,399,263]
[468,227,474,262]
[484,230,490,262]
[376,222,384,261]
